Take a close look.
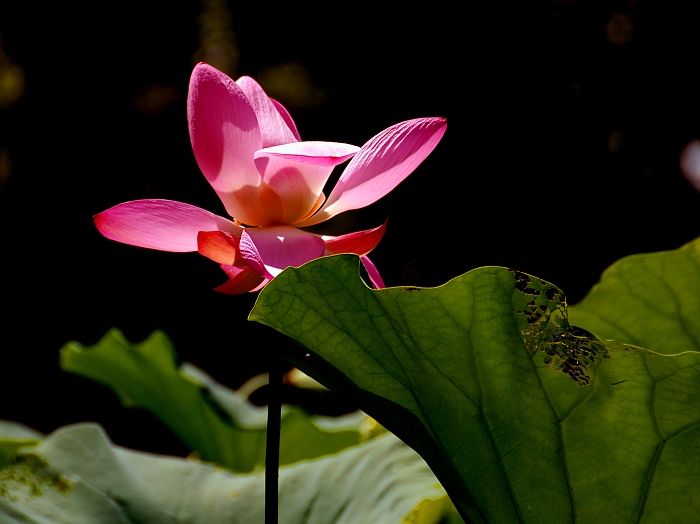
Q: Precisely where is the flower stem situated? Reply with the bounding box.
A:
[265,349,282,524]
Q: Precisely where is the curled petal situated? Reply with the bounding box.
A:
[255,141,359,167]
[94,199,241,252]
[361,256,385,289]
[323,220,387,257]
[240,226,326,279]
[197,231,245,265]
[214,265,266,294]
[297,192,326,223]
[236,76,298,148]
[258,182,285,224]
[297,117,447,226]
[188,63,269,226]
[249,278,271,292]
[257,166,314,224]
[220,264,246,279]
[254,142,359,224]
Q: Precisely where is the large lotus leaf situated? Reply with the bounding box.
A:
[0,423,457,523]
[249,254,700,524]
[59,330,364,473]
[569,237,700,355]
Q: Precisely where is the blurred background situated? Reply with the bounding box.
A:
[2,0,700,457]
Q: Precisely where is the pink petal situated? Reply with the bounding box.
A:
[188,63,269,226]
[236,76,298,148]
[214,265,266,294]
[248,279,270,292]
[271,98,301,141]
[258,182,284,224]
[239,226,326,278]
[361,256,385,289]
[257,166,315,225]
[296,117,447,226]
[297,192,327,222]
[255,141,359,167]
[323,220,387,256]
[254,142,359,224]
[197,231,245,265]
[94,199,241,252]
[220,263,246,279]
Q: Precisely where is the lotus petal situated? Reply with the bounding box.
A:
[298,118,447,226]
[94,199,240,252]
[270,98,301,141]
[188,63,269,226]
[236,76,298,148]
[198,231,245,265]
[323,220,387,257]
[240,226,325,278]
[214,265,266,294]
[255,142,358,224]
[361,256,385,289]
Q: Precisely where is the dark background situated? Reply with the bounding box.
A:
[1,1,699,457]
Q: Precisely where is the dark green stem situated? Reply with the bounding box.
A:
[265,349,282,524]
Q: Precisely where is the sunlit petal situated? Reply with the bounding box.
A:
[94,199,241,252]
[248,279,270,292]
[258,165,316,224]
[188,63,269,225]
[361,256,385,289]
[214,265,266,294]
[97,61,447,298]
[255,141,359,167]
[297,117,447,226]
[296,192,326,223]
[197,231,246,265]
[238,232,273,279]
[236,76,298,148]
[254,141,358,223]
[323,220,387,256]
[240,226,325,278]
[258,182,285,223]
[270,98,301,141]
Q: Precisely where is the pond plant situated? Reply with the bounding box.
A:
[2,63,700,524]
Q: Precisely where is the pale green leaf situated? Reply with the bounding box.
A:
[59,329,365,472]
[0,421,42,469]
[0,423,457,523]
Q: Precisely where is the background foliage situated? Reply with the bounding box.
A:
[1,0,700,460]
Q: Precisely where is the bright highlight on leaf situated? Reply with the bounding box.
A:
[250,253,700,524]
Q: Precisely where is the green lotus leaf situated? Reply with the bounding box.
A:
[249,253,700,524]
[59,329,365,473]
[0,423,458,523]
[569,237,700,355]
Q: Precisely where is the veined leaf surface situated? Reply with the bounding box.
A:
[250,254,700,524]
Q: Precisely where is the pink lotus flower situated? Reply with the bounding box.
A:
[94,63,447,294]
